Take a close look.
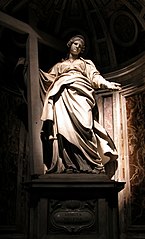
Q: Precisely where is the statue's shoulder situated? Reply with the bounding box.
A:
[80,57,94,66]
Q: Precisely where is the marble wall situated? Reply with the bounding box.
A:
[126,93,145,225]
[0,88,29,234]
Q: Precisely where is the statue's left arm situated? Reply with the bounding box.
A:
[85,60,121,90]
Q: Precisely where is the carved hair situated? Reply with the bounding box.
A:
[67,35,85,53]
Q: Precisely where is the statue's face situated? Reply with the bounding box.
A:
[70,39,83,56]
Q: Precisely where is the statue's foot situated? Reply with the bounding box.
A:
[92,167,106,174]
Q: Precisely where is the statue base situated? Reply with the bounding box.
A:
[26,173,124,239]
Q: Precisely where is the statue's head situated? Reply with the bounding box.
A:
[67,35,85,53]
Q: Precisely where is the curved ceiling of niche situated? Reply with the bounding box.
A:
[0,0,145,73]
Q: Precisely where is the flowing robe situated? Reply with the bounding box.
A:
[40,58,118,174]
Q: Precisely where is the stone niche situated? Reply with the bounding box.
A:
[27,174,124,239]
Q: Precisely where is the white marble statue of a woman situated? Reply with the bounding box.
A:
[40,35,121,176]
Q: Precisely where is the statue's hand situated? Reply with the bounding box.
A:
[16,57,26,67]
[108,82,121,90]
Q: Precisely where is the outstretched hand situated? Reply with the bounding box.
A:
[108,82,121,90]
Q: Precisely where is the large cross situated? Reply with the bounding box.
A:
[0,11,63,175]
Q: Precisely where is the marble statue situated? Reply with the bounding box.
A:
[40,35,121,176]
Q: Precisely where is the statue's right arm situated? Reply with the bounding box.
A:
[39,64,58,104]
[39,64,57,90]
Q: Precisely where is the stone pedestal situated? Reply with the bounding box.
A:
[27,174,124,239]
